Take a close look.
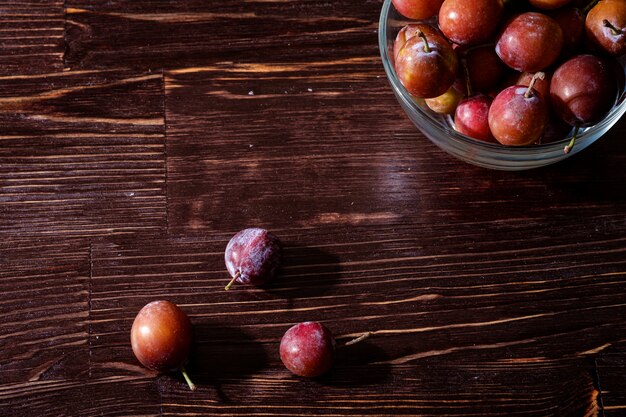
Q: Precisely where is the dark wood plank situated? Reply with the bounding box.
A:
[159,360,598,416]
[0,0,624,414]
[0,239,89,386]
[0,70,167,237]
[64,0,380,69]
[164,60,626,234]
[0,238,161,417]
[89,228,625,414]
[0,377,160,417]
[596,342,626,417]
[0,0,64,75]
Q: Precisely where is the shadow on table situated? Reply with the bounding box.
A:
[532,118,626,202]
[264,245,342,304]
[184,322,268,403]
[316,339,392,387]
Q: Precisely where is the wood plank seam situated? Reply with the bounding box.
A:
[593,357,607,417]
[88,242,93,380]
[162,69,170,233]
[0,68,168,237]
[62,0,67,70]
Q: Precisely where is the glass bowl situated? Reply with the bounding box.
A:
[378,0,626,170]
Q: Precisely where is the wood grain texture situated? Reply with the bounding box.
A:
[0,70,167,237]
[164,60,626,234]
[0,0,65,75]
[64,0,381,70]
[1,0,626,415]
[0,239,89,386]
[158,362,598,416]
[87,228,625,415]
[0,377,160,417]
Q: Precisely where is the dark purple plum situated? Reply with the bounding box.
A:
[542,113,573,143]
[463,45,506,93]
[280,322,335,377]
[550,54,618,152]
[496,13,563,72]
[550,7,585,58]
[224,228,282,290]
[550,55,617,126]
[488,73,549,146]
[455,94,496,142]
[392,0,445,20]
[438,0,504,45]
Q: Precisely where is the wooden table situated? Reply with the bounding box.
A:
[1,1,626,416]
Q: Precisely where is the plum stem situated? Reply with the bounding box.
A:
[603,20,623,36]
[461,58,473,97]
[180,366,196,391]
[583,0,600,13]
[460,43,495,56]
[344,332,372,346]
[224,271,241,291]
[416,30,431,53]
[524,72,545,99]
[564,124,580,154]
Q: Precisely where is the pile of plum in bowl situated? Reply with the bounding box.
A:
[379,0,626,170]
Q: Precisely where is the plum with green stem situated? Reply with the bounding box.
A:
[394,24,445,61]
[453,58,496,142]
[395,26,458,98]
[224,227,282,290]
[131,300,196,391]
[279,322,372,378]
[550,54,618,153]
